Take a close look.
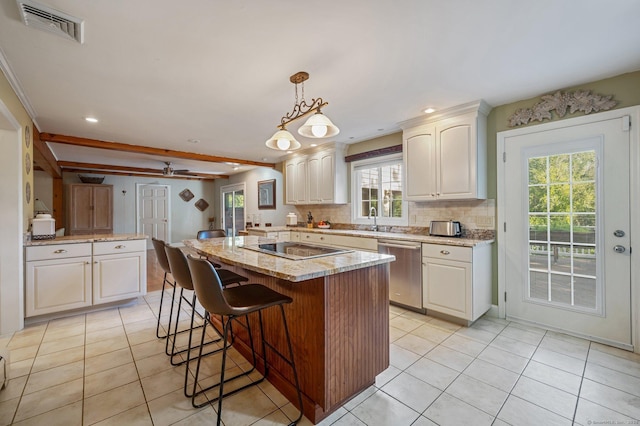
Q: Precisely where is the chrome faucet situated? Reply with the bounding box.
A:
[368,206,377,232]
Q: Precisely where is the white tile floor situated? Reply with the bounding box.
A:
[1,291,640,425]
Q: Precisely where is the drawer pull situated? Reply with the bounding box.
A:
[440,250,450,255]
[54,249,67,254]
[115,245,126,249]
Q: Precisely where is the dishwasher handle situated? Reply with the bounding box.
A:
[378,241,421,250]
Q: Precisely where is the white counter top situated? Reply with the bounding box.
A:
[184,236,395,282]
[247,226,494,247]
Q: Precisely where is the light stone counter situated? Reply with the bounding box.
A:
[25,233,147,246]
[184,235,395,282]
[247,226,494,247]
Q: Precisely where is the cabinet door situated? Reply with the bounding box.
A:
[92,186,113,232]
[70,185,94,233]
[93,251,146,304]
[404,131,437,200]
[437,114,476,199]
[423,257,472,320]
[25,257,92,317]
[285,161,296,204]
[294,158,307,203]
[318,151,335,203]
[307,155,321,203]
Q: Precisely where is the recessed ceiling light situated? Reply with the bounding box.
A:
[232,166,239,170]
[84,117,98,123]
[262,157,268,161]
[310,143,317,147]
[377,128,384,132]
[187,139,200,144]
[224,162,240,166]
[286,150,292,154]
[424,108,436,114]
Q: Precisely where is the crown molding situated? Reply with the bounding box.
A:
[0,46,39,130]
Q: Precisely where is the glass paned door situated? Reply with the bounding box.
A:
[221,184,245,237]
[503,115,631,348]
[527,150,598,312]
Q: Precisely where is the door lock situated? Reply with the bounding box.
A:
[613,245,626,253]
[613,230,625,237]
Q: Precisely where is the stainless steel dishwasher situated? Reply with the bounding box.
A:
[378,239,424,313]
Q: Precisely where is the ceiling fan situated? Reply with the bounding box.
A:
[162,161,192,176]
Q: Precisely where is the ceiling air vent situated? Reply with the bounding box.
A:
[16,0,84,44]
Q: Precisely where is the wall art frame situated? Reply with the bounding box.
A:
[258,179,276,210]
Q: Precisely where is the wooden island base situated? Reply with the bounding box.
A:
[211,262,390,424]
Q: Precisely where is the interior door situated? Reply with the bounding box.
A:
[221,183,245,237]
[137,184,169,243]
[503,116,631,348]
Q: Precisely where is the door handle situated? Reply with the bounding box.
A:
[613,245,626,253]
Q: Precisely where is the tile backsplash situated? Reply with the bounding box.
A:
[294,199,496,237]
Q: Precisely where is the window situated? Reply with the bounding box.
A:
[352,154,407,226]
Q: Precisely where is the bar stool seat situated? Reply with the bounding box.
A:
[186,254,303,426]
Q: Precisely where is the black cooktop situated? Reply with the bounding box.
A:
[242,241,351,260]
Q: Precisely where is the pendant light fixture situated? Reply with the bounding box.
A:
[265,71,339,151]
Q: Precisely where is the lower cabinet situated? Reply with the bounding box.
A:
[25,243,93,317]
[93,240,147,304]
[25,239,146,318]
[422,243,492,322]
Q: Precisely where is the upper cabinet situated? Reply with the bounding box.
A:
[285,143,347,205]
[400,100,491,201]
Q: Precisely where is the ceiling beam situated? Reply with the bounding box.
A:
[62,168,221,181]
[40,133,276,168]
[58,161,229,179]
[33,130,62,177]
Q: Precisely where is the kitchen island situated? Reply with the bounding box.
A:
[184,236,395,424]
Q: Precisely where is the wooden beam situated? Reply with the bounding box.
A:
[61,168,224,181]
[52,177,63,227]
[40,133,275,168]
[58,161,228,179]
[33,131,62,177]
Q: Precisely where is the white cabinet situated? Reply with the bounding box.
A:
[422,243,491,322]
[93,240,147,304]
[401,100,491,201]
[246,229,291,241]
[285,155,309,204]
[285,144,347,205]
[295,231,378,252]
[24,239,147,318]
[25,243,92,317]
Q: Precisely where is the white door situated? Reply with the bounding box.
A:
[137,184,170,243]
[221,183,245,237]
[503,116,631,348]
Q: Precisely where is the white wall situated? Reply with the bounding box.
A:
[60,173,216,244]
[0,128,24,334]
[214,167,297,227]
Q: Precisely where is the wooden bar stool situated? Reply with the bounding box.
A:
[186,255,303,426]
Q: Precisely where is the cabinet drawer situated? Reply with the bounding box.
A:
[26,243,92,261]
[331,234,378,251]
[93,239,147,255]
[299,232,332,245]
[422,243,471,262]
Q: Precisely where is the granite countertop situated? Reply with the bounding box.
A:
[184,236,395,282]
[25,233,147,246]
[247,226,494,247]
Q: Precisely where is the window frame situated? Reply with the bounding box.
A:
[351,153,408,226]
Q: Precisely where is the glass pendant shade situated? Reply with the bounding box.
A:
[298,112,340,138]
[265,129,301,151]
